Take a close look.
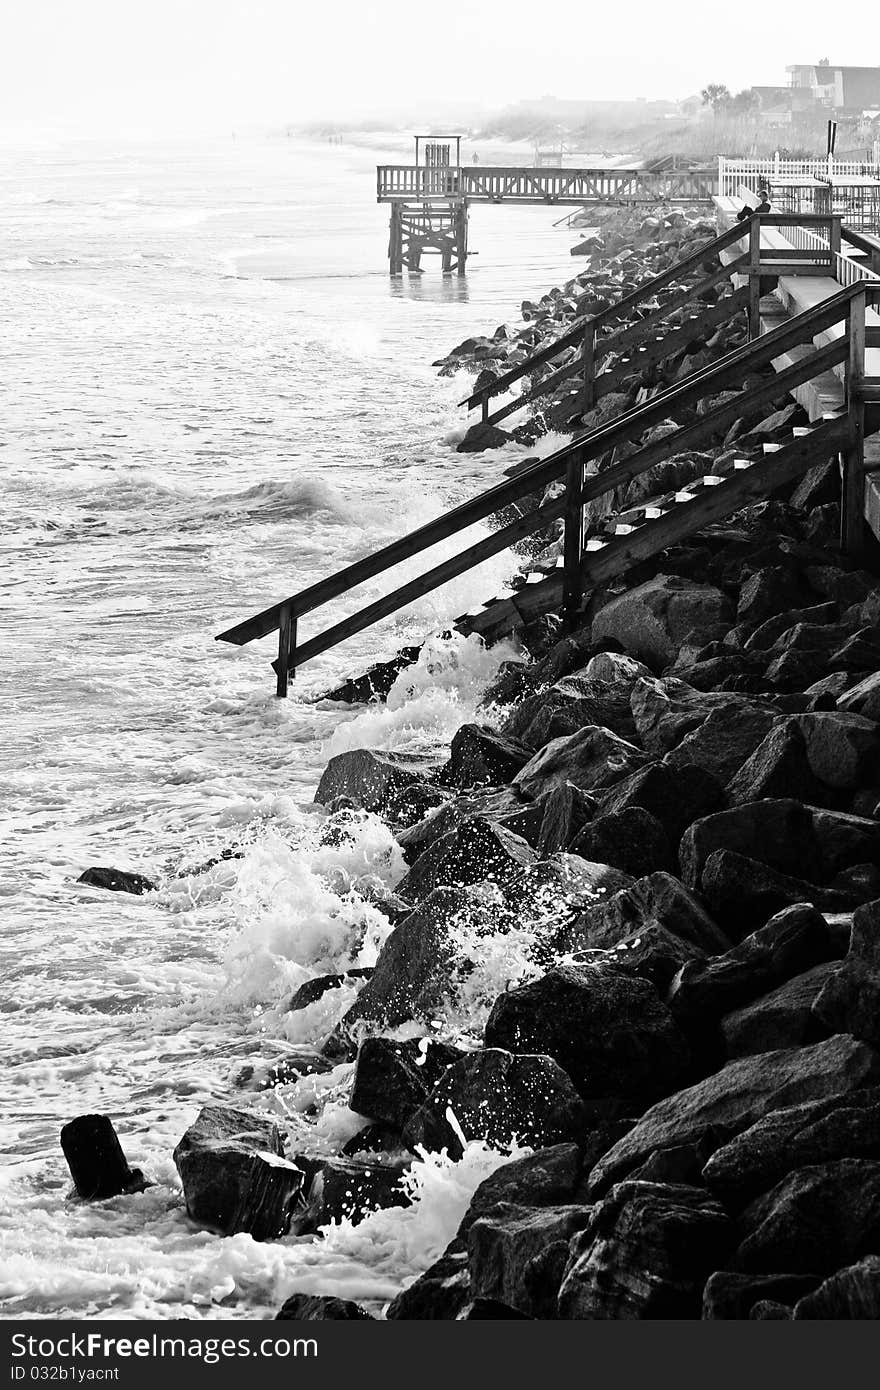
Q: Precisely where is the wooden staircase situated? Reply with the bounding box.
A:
[216,219,880,698]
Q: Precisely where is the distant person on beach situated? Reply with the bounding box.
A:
[737,184,772,221]
[472,152,479,164]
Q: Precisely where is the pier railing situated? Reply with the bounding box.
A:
[463,213,843,427]
[217,278,880,695]
[376,164,717,206]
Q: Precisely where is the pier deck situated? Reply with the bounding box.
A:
[376,164,717,206]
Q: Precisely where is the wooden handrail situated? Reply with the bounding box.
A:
[459,218,755,412]
[217,280,874,666]
[460,213,842,415]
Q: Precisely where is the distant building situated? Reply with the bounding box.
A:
[786,63,880,114]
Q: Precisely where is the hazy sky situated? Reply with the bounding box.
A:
[2,0,877,135]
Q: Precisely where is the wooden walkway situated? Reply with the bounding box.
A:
[376,164,717,206]
[216,211,880,695]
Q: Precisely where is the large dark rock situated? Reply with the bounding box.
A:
[401,1049,586,1159]
[291,1156,411,1233]
[560,871,731,959]
[513,725,648,799]
[395,818,537,904]
[287,969,372,1012]
[571,807,673,878]
[734,1159,880,1277]
[588,1035,880,1196]
[679,799,817,892]
[667,904,841,1028]
[535,781,596,854]
[314,749,430,816]
[725,720,823,807]
[794,711,880,790]
[700,851,853,935]
[631,677,763,757]
[468,1203,593,1317]
[813,899,880,1048]
[596,762,725,841]
[77,866,157,895]
[591,575,733,668]
[275,1294,373,1320]
[557,1181,734,1318]
[736,566,805,627]
[385,1247,471,1319]
[396,787,539,866]
[60,1115,148,1200]
[720,963,836,1058]
[349,1037,462,1130]
[702,1270,819,1320]
[839,671,880,723]
[503,678,638,749]
[484,962,690,1108]
[172,1105,304,1240]
[342,887,490,1029]
[458,1143,585,1234]
[440,725,531,789]
[792,1257,880,1318]
[702,1087,880,1209]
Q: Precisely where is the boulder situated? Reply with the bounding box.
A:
[513,725,648,799]
[668,904,841,1029]
[587,1035,880,1196]
[440,725,531,789]
[342,887,490,1029]
[700,850,853,935]
[794,711,880,789]
[401,1049,586,1159]
[725,720,823,807]
[734,1159,880,1277]
[720,963,837,1058]
[792,1257,880,1318]
[810,806,880,878]
[287,969,372,1012]
[582,651,651,684]
[396,787,539,866]
[679,799,817,892]
[702,1271,819,1320]
[275,1294,373,1320]
[468,1203,594,1317]
[703,1087,880,1209]
[570,807,673,878]
[385,1247,471,1319]
[314,749,430,816]
[591,575,732,668]
[503,679,638,748]
[484,962,690,1108]
[291,1155,411,1233]
[349,1037,462,1131]
[457,422,512,453]
[458,1143,585,1233]
[560,871,731,959]
[557,1181,734,1319]
[172,1105,304,1240]
[77,866,157,895]
[535,781,596,854]
[395,818,537,904]
[839,671,880,723]
[736,567,804,628]
[743,602,838,652]
[631,677,759,757]
[596,761,725,841]
[813,899,880,1048]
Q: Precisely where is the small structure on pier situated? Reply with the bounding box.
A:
[386,136,469,275]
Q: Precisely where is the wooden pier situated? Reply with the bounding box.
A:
[376,137,716,275]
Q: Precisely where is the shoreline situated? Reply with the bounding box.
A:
[65,201,880,1321]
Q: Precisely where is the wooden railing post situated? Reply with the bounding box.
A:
[748,215,762,340]
[829,214,842,262]
[276,604,297,699]
[581,320,596,412]
[562,448,585,631]
[841,287,866,560]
